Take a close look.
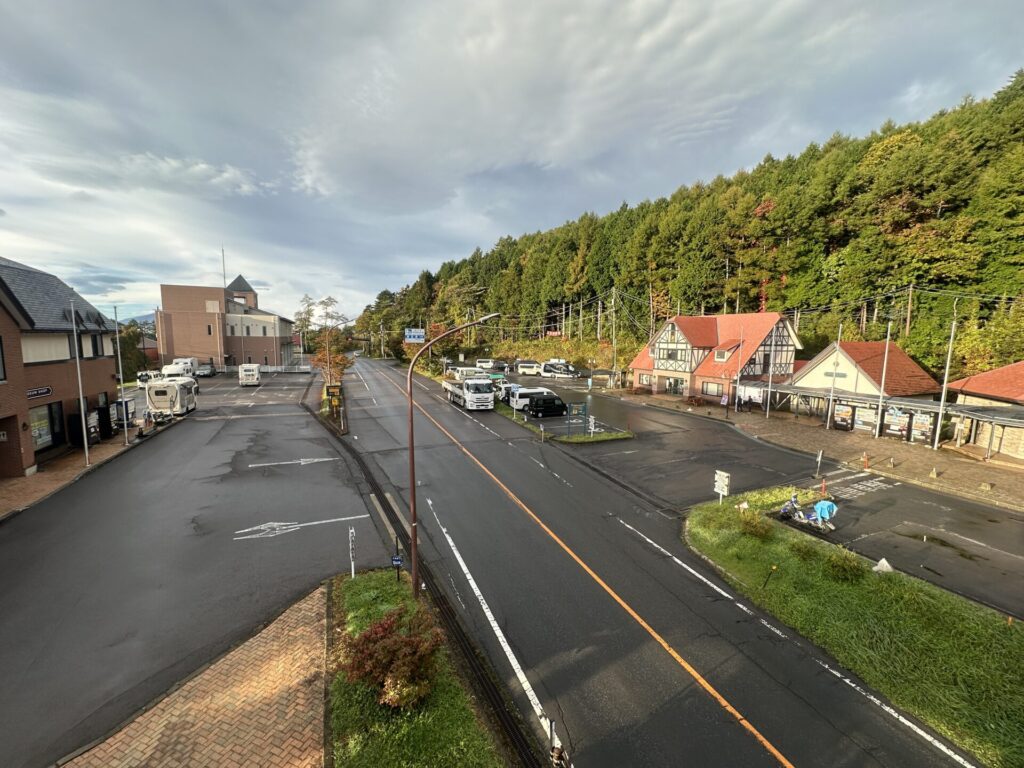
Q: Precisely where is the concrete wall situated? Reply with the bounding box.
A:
[960,394,1024,459]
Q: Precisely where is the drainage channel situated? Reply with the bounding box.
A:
[309,404,543,767]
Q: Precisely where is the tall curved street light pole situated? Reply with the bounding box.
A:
[408,312,499,597]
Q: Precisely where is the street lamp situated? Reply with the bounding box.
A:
[407,312,499,597]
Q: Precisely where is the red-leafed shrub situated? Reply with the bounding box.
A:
[340,605,443,708]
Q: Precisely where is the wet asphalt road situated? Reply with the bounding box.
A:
[0,373,387,768]
[345,358,972,768]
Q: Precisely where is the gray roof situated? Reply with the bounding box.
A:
[0,256,114,332]
[227,274,255,292]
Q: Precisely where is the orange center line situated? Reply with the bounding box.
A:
[368,364,795,767]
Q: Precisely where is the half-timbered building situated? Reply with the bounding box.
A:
[629,312,801,402]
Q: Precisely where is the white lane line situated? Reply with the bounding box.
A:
[616,518,978,768]
[426,498,567,758]
[248,457,341,468]
[354,368,371,391]
[372,397,379,405]
[233,514,369,540]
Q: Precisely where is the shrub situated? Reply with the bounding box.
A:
[738,508,774,540]
[788,537,819,562]
[824,546,868,582]
[341,604,443,709]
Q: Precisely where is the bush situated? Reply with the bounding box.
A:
[738,508,774,540]
[788,537,820,562]
[824,546,868,582]
[341,604,443,708]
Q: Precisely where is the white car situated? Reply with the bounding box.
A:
[475,359,494,369]
[516,360,542,375]
[508,386,555,410]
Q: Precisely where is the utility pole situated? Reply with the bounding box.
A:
[70,300,90,467]
[825,323,843,430]
[579,301,583,341]
[611,287,618,386]
[905,284,914,337]
[597,300,602,340]
[933,300,959,450]
[380,320,384,358]
[873,322,892,439]
[221,245,227,291]
[113,305,129,446]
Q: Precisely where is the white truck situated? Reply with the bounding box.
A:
[144,377,198,422]
[442,376,495,410]
[172,357,199,376]
[239,363,262,386]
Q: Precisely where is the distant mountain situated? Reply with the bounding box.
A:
[131,312,155,323]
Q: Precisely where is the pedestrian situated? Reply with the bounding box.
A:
[746,395,754,413]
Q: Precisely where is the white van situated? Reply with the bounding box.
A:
[145,377,198,421]
[239,363,262,386]
[508,386,555,410]
[516,360,542,376]
[172,357,198,376]
[452,367,486,381]
[161,363,188,378]
[475,359,494,369]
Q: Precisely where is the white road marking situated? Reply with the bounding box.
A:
[248,457,341,468]
[354,368,371,391]
[426,498,567,758]
[616,518,978,768]
[233,514,369,540]
[598,449,639,457]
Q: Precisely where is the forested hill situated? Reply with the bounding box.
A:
[355,71,1024,377]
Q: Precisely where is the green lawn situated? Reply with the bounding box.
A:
[493,401,633,443]
[329,571,505,768]
[686,486,1024,768]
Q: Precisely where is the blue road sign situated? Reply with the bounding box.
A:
[404,328,425,343]
[391,555,404,567]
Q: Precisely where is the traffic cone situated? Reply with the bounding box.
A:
[820,478,827,497]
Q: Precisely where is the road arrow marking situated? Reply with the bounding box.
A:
[248,457,341,469]
[233,514,369,540]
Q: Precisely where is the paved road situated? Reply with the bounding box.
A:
[346,358,973,768]
[0,373,388,768]
[508,376,1024,618]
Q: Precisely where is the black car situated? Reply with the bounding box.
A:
[525,394,567,418]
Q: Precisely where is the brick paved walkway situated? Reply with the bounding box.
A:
[67,588,325,768]
[619,392,1024,512]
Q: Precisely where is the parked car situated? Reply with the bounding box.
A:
[476,358,494,369]
[195,363,216,377]
[525,394,567,418]
[509,386,555,410]
[516,360,542,375]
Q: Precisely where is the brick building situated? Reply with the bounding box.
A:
[0,257,119,477]
[155,275,295,369]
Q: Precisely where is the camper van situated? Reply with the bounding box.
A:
[239,363,262,387]
[172,357,198,376]
[145,377,198,422]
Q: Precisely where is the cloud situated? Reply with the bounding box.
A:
[0,0,1021,320]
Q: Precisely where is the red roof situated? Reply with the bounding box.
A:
[694,313,785,379]
[672,316,719,347]
[838,341,939,397]
[629,345,653,371]
[792,359,809,373]
[948,361,1024,404]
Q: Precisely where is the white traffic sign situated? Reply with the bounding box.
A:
[404,328,426,343]
[714,470,731,502]
[234,514,369,540]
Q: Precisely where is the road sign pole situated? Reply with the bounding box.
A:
[349,526,356,579]
[815,449,823,478]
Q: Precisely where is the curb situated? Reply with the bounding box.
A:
[0,420,184,528]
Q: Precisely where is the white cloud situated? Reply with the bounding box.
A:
[0,0,1020,319]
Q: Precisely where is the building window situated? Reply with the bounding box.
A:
[245,326,251,336]
[229,325,235,336]
[639,374,652,385]
[261,326,267,336]
[97,392,109,407]
[30,403,65,451]
[247,355,252,364]
[91,334,101,356]
[207,324,213,335]
[714,350,730,362]
[263,355,268,365]
[701,381,724,397]
[0,337,5,381]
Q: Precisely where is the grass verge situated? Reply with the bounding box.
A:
[493,402,633,443]
[685,485,1024,768]
[328,570,505,768]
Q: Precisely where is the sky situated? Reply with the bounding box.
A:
[0,1,1021,321]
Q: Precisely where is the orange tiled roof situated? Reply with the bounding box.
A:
[948,361,1024,404]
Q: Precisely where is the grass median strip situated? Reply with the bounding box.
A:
[685,486,1024,768]
[327,570,504,768]
[493,401,633,443]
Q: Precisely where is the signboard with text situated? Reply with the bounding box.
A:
[27,386,53,399]
[404,328,425,344]
[714,470,731,497]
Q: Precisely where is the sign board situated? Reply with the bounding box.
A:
[404,328,425,344]
[568,402,587,418]
[720,395,729,407]
[325,384,342,398]
[884,407,909,439]
[27,386,52,399]
[910,412,934,443]
[391,554,403,567]
[832,403,853,430]
[714,470,731,496]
